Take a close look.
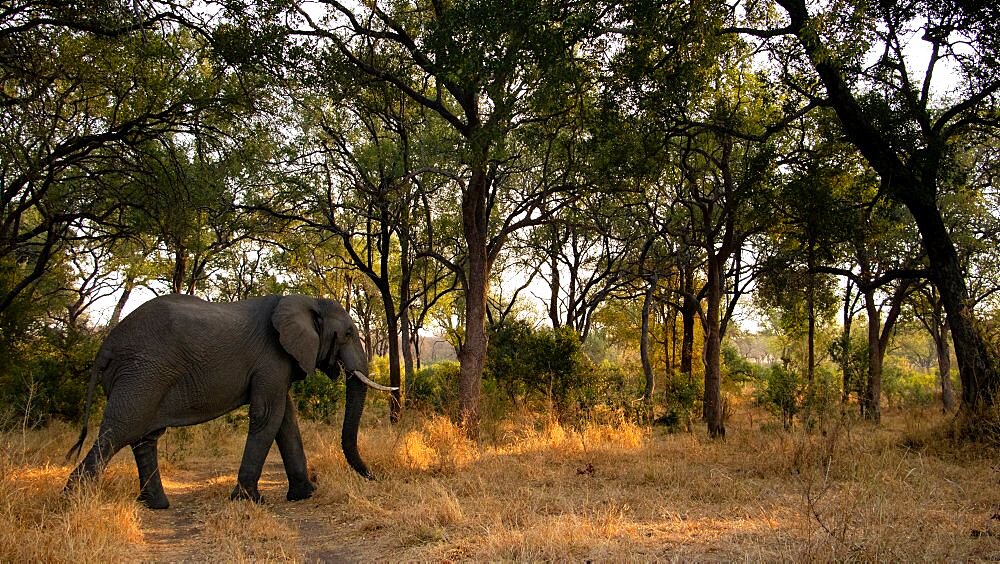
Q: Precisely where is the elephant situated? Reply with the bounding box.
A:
[64,294,396,509]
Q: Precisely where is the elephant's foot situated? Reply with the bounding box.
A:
[137,491,170,510]
[230,483,264,504]
[286,480,316,502]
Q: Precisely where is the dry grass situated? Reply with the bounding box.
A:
[0,422,142,563]
[1,407,999,561]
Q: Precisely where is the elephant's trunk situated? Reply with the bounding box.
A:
[342,375,374,480]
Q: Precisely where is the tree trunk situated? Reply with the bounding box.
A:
[680,266,696,378]
[343,273,353,314]
[399,241,414,420]
[548,230,561,328]
[459,249,488,434]
[171,248,186,294]
[108,281,134,329]
[862,288,882,423]
[401,308,414,398]
[381,291,403,424]
[927,298,958,412]
[807,243,816,385]
[935,328,958,413]
[703,255,725,438]
[840,281,854,405]
[457,157,490,436]
[640,278,655,401]
[663,301,675,378]
[908,198,998,413]
[412,332,422,370]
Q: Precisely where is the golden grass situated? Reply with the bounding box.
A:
[202,501,299,561]
[0,423,142,563]
[1,407,999,561]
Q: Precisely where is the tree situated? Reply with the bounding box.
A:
[269,80,428,422]
[257,0,603,432]
[662,109,778,437]
[1,4,240,314]
[736,0,1000,426]
[907,283,958,411]
[526,193,642,342]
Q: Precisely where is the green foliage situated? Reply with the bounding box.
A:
[722,343,762,384]
[292,371,344,423]
[2,0,999,436]
[828,330,867,400]
[754,365,801,430]
[587,359,650,424]
[0,331,103,429]
[580,329,619,365]
[659,371,704,432]
[801,366,844,427]
[485,321,595,416]
[882,358,936,408]
[368,355,390,381]
[407,361,460,413]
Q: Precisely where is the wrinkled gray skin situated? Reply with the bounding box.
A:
[65,294,374,509]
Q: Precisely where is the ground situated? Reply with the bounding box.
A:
[2,406,1000,561]
[140,460,363,562]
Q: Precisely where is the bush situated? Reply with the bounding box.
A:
[368,355,390,381]
[485,321,595,417]
[408,361,460,413]
[0,323,102,429]
[754,364,801,430]
[722,343,761,384]
[800,365,842,428]
[828,332,867,402]
[659,371,703,432]
[882,357,936,408]
[292,370,344,423]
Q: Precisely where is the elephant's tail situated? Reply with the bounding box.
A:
[66,355,105,462]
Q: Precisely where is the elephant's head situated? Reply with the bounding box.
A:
[272,295,393,479]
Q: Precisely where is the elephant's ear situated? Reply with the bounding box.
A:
[272,295,320,378]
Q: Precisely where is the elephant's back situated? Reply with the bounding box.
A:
[110,294,276,336]
[99,295,280,384]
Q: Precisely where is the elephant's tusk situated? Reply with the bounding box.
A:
[353,370,399,392]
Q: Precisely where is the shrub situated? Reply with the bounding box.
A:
[485,321,595,417]
[828,332,867,402]
[659,371,703,432]
[754,364,801,430]
[882,357,936,408]
[587,359,648,423]
[800,365,842,428]
[368,355,390,381]
[408,361,460,413]
[0,323,102,429]
[722,343,761,384]
[292,370,344,423]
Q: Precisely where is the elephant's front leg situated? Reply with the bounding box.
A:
[231,389,287,503]
[275,394,316,501]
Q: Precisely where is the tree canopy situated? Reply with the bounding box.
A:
[3,0,1000,439]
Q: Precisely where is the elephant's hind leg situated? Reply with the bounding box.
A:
[132,428,169,509]
[65,426,127,492]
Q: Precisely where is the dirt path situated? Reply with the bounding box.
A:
[139,461,223,561]
[139,458,363,562]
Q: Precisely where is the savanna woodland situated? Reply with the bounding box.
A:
[3,0,1000,560]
